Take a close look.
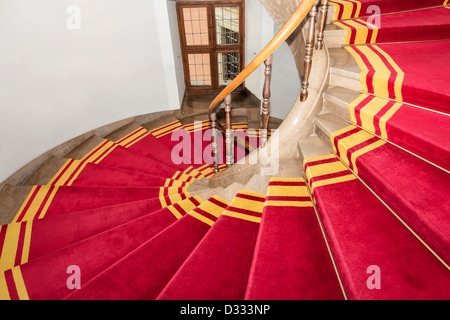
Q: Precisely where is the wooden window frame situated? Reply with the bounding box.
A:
[176,0,245,95]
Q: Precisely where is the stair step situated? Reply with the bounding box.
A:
[23,156,69,186]
[323,86,359,122]
[329,48,361,91]
[298,135,332,165]
[314,112,349,149]
[142,114,180,132]
[104,121,142,142]
[217,182,245,202]
[0,186,33,225]
[64,135,105,160]
[324,23,345,48]
[64,196,230,300]
[11,185,189,223]
[332,125,450,264]
[157,191,265,300]
[245,178,344,300]
[242,174,272,195]
[1,196,199,299]
[0,197,201,273]
[304,155,450,299]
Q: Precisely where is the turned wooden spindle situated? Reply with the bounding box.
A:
[224,94,233,166]
[261,54,273,148]
[316,0,329,50]
[210,112,220,172]
[300,0,320,102]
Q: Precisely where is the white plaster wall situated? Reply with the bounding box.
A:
[0,0,181,182]
[245,0,300,120]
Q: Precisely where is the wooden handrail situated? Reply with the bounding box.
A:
[208,0,318,117]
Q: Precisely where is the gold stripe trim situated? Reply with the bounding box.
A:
[11,267,29,300]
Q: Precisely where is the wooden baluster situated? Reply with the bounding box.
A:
[210,112,220,173]
[224,94,233,166]
[316,0,329,50]
[261,54,273,148]
[300,0,320,102]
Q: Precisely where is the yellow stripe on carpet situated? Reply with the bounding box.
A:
[0,221,33,272]
[332,125,386,173]
[12,186,59,223]
[304,155,357,192]
[167,196,204,220]
[265,178,313,207]
[188,196,230,226]
[351,95,403,138]
[0,271,10,300]
[11,266,29,300]
[150,121,184,138]
[222,191,265,223]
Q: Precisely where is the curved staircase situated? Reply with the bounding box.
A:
[1,0,449,300]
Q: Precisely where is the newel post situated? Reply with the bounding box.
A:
[300,0,320,102]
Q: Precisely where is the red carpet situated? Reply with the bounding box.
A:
[0,196,202,300]
[245,178,344,300]
[347,42,450,113]
[330,0,446,21]
[335,7,450,45]
[62,197,230,300]
[1,0,449,301]
[304,155,450,299]
[349,94,450,171]
[157,191,265,300]
[0,197,202,272]
[331,126,450,265]
[12,186,189,223]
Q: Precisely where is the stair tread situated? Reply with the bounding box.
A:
[246,178,344,300]
[157,191,265,300]
[304,154,450,299]
[64,197,229,300]
[104,121,142,142]
[314,112,349,138]
[332,125,450,264]
[0,197,202,274]
[298,136,332,163]
[0,186,34,225]
[324,86,360,106]
[64,135,105,160]
[329,48,361,79]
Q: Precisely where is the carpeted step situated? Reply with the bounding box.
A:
[245,178,345,300]
[335,7,450,45]
[0,197,202,273]
[0,196,202,300]
[331,126,450,264]
[304,154,450,299]
[158,191,266,300]
[62,196,230,300]
[346,41,450,113]
[74,140,184,180]
[11,185,190,223]
[330,0,446,21]
[114,124,205,178]
[348,94,450,171]
[47,160,186,188]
